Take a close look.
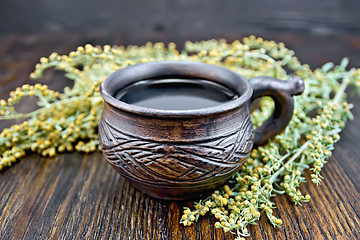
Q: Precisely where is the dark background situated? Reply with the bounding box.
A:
[1,0,360,38]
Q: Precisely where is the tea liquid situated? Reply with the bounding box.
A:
[115,79,238,110]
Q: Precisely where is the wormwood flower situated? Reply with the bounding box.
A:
[0,37,359,239]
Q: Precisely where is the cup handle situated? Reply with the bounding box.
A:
[249,76,305,146]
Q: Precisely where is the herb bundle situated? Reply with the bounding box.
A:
[0,36,359,239]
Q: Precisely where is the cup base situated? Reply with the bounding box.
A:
[117,165,242,200]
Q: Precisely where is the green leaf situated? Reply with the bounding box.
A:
[347,110,354,120]
[272,189,285,194]
[293,163,310,169]
[321,62,334,72]
[340,58,349,70]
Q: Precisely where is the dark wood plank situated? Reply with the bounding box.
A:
[2,0,360,34]
[0,33,360,240]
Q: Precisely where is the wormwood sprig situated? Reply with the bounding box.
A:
[180,37,360,239]
[1,37,359,239]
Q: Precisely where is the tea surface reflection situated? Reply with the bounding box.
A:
[116,79,238,110]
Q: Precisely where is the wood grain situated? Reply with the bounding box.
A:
[2,0,360,34]
[0,33,360,240]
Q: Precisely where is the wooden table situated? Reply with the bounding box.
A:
[0,33,359,239]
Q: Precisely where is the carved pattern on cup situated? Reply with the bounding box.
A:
[99,116,254,185]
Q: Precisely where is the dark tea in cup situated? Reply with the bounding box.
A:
[116,79,238,110]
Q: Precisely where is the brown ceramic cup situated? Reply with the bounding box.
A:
[99,61,304,200]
